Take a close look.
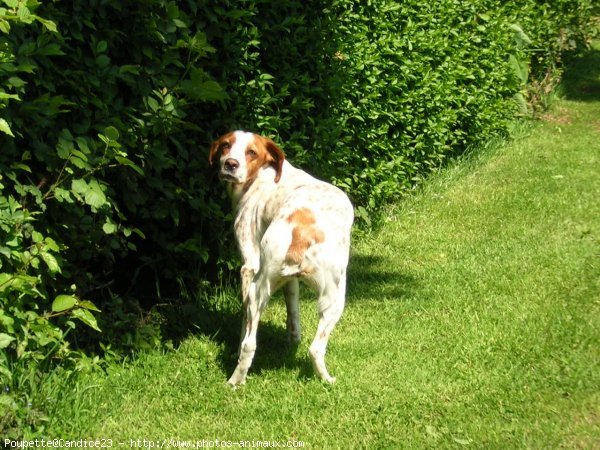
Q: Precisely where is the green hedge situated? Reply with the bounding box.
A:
[0,0,594,434]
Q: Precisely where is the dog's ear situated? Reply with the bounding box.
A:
[264,138,285,183]
[209,132,234,166]
[208,138,221,166]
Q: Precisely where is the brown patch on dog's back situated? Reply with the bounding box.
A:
[286,208,324,266]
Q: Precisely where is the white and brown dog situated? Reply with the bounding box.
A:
[209,131,353,385]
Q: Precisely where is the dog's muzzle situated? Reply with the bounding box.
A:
[220,158,242,183]
[224,158,239,173]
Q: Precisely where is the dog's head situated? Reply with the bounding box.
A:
[209,131,285,188]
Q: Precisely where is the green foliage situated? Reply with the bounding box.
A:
[0,0,594,436]
[0,1,107,434]
[186,0,593,224]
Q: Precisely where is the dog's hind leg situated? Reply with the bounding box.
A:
[309,271,346,383]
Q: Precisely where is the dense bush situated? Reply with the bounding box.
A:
[0,0,594,435]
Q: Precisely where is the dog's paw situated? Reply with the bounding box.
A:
[227,372,247,387]
[322,375,336,384]
[287,331,301,344]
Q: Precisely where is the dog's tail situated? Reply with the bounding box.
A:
[281,260,316,278]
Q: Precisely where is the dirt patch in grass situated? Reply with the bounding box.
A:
[540,107,572,125]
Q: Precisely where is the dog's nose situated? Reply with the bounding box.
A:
[224,158,239,172]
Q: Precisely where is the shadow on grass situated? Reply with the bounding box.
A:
[347,254,419,303]
[560,45,600,102]
[160,288,315,380]
[159,252,419,381]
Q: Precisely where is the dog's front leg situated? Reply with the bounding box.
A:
[236,264,255,356]
[236,227,260,302]
[229,237,260,384]
[228,271,262,386]
[240,264,255,303]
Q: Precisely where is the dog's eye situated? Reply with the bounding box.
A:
[219,142,231,152]
[246,149,258,159]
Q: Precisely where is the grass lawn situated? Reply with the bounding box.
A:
[45,47,599,448]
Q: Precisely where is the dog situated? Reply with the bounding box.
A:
[209,131,353,385]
